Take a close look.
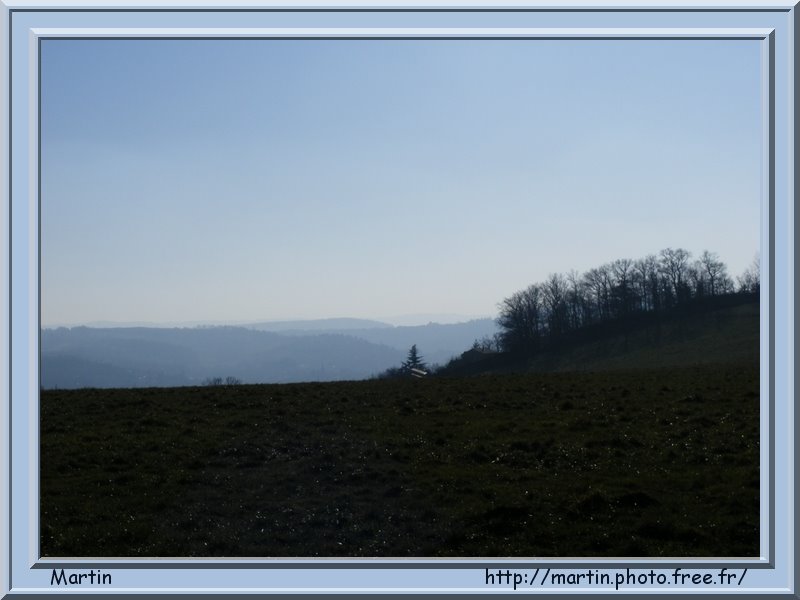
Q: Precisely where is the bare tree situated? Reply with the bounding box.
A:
[687,263,706,298]
[497,284,544,353]
[566,269,586,330]
[737,253,760,293]
[521,284,545,345]
[610,258,636,317]
[633,254,659,312]
[583,265,612,323]
[659,247,692,304]
[473,335,501,352]
[204,376,241,386]
[494,246,745,358]
[497,290,528,353]
[698,250,728,296]
[543,273,569,338]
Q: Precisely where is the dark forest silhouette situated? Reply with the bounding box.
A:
[383,248,759,378]
[488,248,758,356]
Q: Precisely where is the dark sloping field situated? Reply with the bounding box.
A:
[442,298,759,377]
[41,364,759,558]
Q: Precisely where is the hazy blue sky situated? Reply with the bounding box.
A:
[41,38,761,326]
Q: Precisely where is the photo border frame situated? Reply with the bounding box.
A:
[1,1,796,597]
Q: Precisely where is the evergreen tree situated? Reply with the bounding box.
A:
[402,344,427,372]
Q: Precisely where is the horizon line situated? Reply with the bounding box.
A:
[40,313,498,330]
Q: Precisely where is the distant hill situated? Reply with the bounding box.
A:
[246,318,393,332]
[379,313,492,327]
[244,318,500,366]
[40,318,500,389]
[40,354,193,389]
[41,326,406,389]
[439,294,759,376]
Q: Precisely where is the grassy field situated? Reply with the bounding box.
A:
[41,363,759,558]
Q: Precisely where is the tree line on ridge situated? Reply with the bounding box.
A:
[485,248,760,355]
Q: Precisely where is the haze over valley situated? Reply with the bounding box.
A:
[41,317,499,388]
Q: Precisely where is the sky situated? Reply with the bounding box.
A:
[40,38,762,327]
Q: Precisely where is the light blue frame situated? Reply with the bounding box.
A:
[0,1,796,597]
